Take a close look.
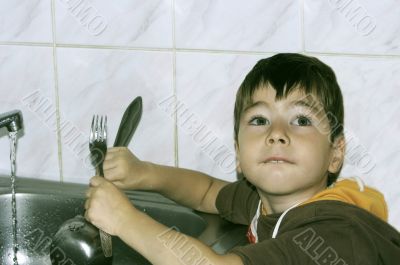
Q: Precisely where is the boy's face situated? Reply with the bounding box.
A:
[236,85,344,195]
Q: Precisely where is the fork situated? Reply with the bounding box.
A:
[89,115,107,176]
[89,114,112,257]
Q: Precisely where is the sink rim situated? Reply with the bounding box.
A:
[0,175,249,256]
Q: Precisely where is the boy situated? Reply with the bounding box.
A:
[84,53,400,264]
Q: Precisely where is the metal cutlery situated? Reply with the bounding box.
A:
[89,114,112,258]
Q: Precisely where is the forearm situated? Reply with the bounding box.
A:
[146,163,229,213]
[117,208,242,265]
[104,148,230,213]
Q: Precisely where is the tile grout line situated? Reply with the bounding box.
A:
[300,0,306,52]
[172,0,179,168]
[50,0,64,183]
[1,41,400,59]
[0,41,53,47]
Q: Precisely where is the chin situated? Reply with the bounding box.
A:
[259,186,300,196]
[248,172,302,195]
[255,180,295,195]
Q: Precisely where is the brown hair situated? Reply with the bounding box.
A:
[234,53,344,186]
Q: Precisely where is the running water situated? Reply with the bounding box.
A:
[9,131,18,265]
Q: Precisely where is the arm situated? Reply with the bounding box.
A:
[85,177,243,265]
[151,163,229,213]
[103,147,230,213]
[118,206,242,265]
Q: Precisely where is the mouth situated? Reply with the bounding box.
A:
[262,156,294,164]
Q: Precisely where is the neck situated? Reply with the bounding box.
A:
[257,181,327,214]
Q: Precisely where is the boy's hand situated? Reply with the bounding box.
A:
[103,147,153,190]
[84,176,136,236]
[85,178,243,265]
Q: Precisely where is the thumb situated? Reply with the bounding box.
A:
[89,176,106,187]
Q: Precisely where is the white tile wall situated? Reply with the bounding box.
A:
[305,0,400,54]
[55,0,173,47]
[0,46,59,180]
[175,0,302,52]
[0,0,399,229]
[0,1,53,43]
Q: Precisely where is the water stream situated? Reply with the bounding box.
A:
[9,131,18,265]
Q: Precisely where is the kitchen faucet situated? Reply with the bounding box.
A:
[0,110,23,132]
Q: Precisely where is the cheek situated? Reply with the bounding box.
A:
[236,141,258,171]
[238,136,263,161]
[294,132,332,158]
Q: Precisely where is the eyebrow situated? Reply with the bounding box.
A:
[290,100,324,115]
[243,99,324,115]
[243,101,269,113]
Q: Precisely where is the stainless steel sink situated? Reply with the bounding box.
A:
[0,176,247,265]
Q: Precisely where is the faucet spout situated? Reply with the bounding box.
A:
[0,110,23,132]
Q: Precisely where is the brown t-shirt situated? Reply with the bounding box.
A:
[216,179,400,265]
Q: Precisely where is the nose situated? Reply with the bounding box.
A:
[265,121,289,146]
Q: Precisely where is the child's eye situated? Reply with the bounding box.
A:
[292,115,312,126]
[249,116,269,126]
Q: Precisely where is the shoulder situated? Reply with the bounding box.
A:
[274,200,400,264]
[216,179,259,225]
[279,200,394,235]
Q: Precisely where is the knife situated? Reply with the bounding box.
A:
[113,96,143,147]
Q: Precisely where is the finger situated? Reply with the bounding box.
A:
[89,176,105,187]
[104,151,116,161]
[103,167,121,180]
[107,147,128,153]
[111,181,124,189]
[104,150,119,162]
[103,162,118,171]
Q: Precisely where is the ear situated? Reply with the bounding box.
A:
[328,135,346,174]
[235,141,242,173]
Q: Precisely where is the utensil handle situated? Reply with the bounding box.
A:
[96,159,112,257]
[95,164,105,177]
[99,161,105,177]
[100,229,113,257]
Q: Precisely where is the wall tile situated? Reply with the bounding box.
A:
[315,55,400,227]
[0,46,59,181]
[305,0,400,54]
[175,52,268,182]
[0,0,53,43]
[55,0,173,48]
[56,47,174,183]
[175,0,301,52]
